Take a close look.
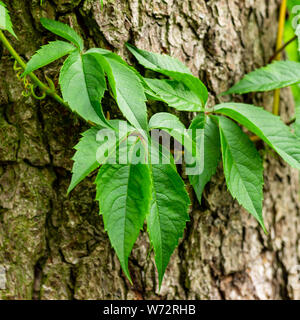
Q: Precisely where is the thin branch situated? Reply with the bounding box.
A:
[286,117,296,126]
[269,35,297,63]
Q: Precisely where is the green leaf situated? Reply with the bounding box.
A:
[149,112,198,162]
[105,57,148,131]
[0,1,17,37]
[23,41,76,75]
[96,163,152,282]
[86,48,127,65]
[68,127,103,193]
[218,116,265,232]
[149,112,186,149]
[223,61,300,95]
[68,120,134,193]
[126,43,208,107]
[40,18,84,51]
[213,103,300,170]
[145,78,204,111]
[149,112,186,131]
[188,114,221,203]
[59,51,110,127]
[85,50,148,131]
[126,43,192,74]
[147,164,190,286]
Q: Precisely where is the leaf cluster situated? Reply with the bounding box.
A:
[1,3,300,286]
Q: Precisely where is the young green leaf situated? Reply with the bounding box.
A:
[188,114,221,203]
[218,116,265,232]
[147,163,190,286]
[59,51,110,127]
[0,1,17,37]
[149,112,186,149]
[149,112,198,161]
[149,112,186,131]
[126,43,208,107]
[145,78,204,111]
[213,103,300,170]
[223,61,300,95]
[85,50,148,131]
[96,163,152,282]
[23,41,76,75]
[40,18,84,51]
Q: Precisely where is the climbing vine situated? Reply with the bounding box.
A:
[0,1,300,287]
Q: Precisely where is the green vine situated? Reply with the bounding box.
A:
[0,30,67,107]
[1,2,300,287]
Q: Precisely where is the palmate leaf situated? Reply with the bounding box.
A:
[223,61,300,95]
[85,49,148,131]
[218,116,265,232]
[0,1,17,37]
[188,114,221,203]
[145,78,204,111]
[40,18,84,51]
[126,43,208,107]
[23,41,76,75]
[147,163,190,287]
[213,103,300,170]
[59,51,110,127]
[96,163,152,282]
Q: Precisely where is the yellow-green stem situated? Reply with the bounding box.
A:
[0,30,68,108]
[272,0,287,116]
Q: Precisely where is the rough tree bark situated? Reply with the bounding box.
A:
[0,0,299,300]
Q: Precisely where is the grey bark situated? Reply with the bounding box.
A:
[0,0,299,300]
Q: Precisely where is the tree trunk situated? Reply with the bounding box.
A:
[0,0,299,300]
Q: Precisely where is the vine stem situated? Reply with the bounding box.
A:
[269,35,297,63]
[272,0,287,116]
[0,30,68,108]
[286,116,296,126]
